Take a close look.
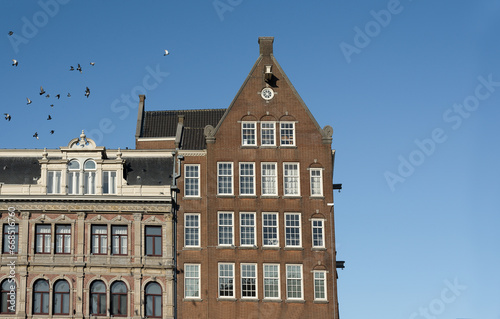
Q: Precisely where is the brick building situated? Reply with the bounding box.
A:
[0,132,175,318]
[136,37,340,318]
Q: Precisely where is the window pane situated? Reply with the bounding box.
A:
[264,265,280,298]
[261,163,277,195]
[242,122,256,145]
[185,165,199,196]
[241,264,257,298]
[285,214,301,247]
[286,265,303,299]
[218,213,233,246]
[185,214,199,247]
[218,264,234,297]
[280,122,295,145]
[217,162,233,195]
[261,122,275,145]
[240,213,255,246]
[239,163,255,195]
[263,213,278,246]
[284,163,299,195]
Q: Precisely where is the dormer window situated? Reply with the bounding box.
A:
[83,160,96,195]
[67,160,81,195]
[67,159,97,195]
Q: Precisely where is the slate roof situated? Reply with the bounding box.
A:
[123,157,173,186]
[0,157,41,184]
[140,109,227,149]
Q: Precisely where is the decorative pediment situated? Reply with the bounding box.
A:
[67,130,97,149]
[87,214,110,223]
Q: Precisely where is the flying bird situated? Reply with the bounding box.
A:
[67,93,71,97]
[56,94,60,99]
[4,113,11,121]
[8,31,13,36]
[47,115,52,120]
[39,86,45,95]
[50,104,54,108]
[33,132,39,140]
[50,130,54,134]
[12,59,18,66]
[45,94,50,98]
[69,66,74,71]
[77,64,82,73]
[90,62,95,66]
[85,87,90,98]
[164,50,169,56]
[27,98,32,105]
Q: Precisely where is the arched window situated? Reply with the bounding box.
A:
[90,280,106,316]
[33,279,49,315]
[145,282,161,318]
[67,160,80,195]
[83,160,96,194]
[0,279,15,314]
[53,280,70,315]
[110,281,127,316]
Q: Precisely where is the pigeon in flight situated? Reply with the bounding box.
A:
[8,31,13,36]
[39,86,45,95]
[164,50,169,56]
[70,66,74,71]
[90,62,95,66]
[85,87,90,98]
[33,132,39,139]
[45,94,50,98]
[67,93,71,97]
[56,94,60,99]
[50,104,54,108]
[12,59,18,66]
[4,113,11,121]
[27,98,32,105]
[47,115,52,120]
[77,64,82,73]
[50,130,54,134]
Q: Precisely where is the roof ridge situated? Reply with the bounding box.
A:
[146,108,227,113]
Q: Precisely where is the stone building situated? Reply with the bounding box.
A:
[0,132,175,318]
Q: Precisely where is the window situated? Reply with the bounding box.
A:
[67,160,80,195]
[312,219,325,248]
[240,213,256,246]
[310,168,323,196]
[261,163,277,196]
[47,171,61,194]
[2,224,18,254]
[145,226,162,256]
[83,160,96,194]
[35,225,51,254]
[184,264,200,299]
[53,280,70,315]
[217,162,233,195]
[145,282,162,318]
[184,165,200,197]
[241,264,257,298]
[286,265,303,300]
[33,279,49,315]
[91,225,108,255]
[280,122,295,146]
[0,279,15,314]
[261,122,276,146]
[111,281,127,316]
[262,213,279,247]
[90,280,106,316]
[55,225,71,254]
[314,271,327,300]
[263,264,280,299]
[283,163,300,196]
[239,162,255,195]
[218,263,234,298]
[103,171,117,194]
[184,214,200,247]
[285,213,301,247]
[218,212,233,246]
[112,226,128,255]
[242,122,256,146]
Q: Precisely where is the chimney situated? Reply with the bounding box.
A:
[135,94,146,140]
[258,37,274,56]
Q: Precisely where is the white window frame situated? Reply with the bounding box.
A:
[47,171,62,194]
[184,164,200,197]
[283,163,300,196]
[239,162,255,196]
[310,168,323,197]
[240,212,256,247]
[184,213,200,248]
[261,162,277,196]
[241,263,258,299]
[262,212,279,247]
[83,160,96,195]
[280,122,296,146]
[286,264,303,300]
[67,160,80,195]
[218,263,235,298]
[102,171,117,194]
[311,219,325,248]
[263,264,280,300]
[241,121,257,146]
[285,213,302,248]
[217,162,233,195]
[217,212,234,247]
[184,264,201,299]
[261,121,276,146]
[313,271,327,301]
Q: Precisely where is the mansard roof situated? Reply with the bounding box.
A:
[0,157,41,184]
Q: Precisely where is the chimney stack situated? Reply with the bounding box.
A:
[258,37,274,56]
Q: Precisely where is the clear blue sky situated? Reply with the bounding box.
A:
[2,1,499,318]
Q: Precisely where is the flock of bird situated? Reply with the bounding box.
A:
[5,30,170,141]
